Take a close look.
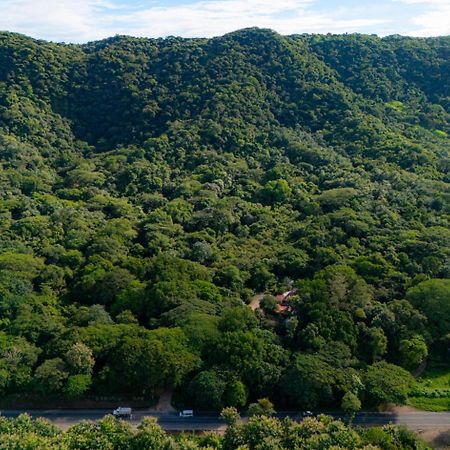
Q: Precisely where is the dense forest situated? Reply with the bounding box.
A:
[0,28,449,412]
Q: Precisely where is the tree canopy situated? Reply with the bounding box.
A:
[0,28,448,409]
[0,413,430,450]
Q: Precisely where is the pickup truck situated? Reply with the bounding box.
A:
[113,407,132,419]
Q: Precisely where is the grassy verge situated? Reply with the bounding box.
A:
[408,397,450,411]
[408,361,450,411]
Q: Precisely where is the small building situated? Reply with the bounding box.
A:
[274,289,297,315]
[275,289,297,302]
[276,303,293,314]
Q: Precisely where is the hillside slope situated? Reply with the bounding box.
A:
[0,28,448,409]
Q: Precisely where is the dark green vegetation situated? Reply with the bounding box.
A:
[0,413,430,450]
[0,28,449,411]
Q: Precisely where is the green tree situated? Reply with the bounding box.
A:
[132,417,170,450]
[34,358,69,396]
[64,342,95,375]
[225,380,248,408]
[107,328,200,396]
[64,374,92,399]
[281,354,336,408]
[406,279,450,339]
[259,180,292,205]
[214,330,288,396]
[341,391,361,423]
[260,296,278,314]
[364,362,413,406]
[399,336,428,370]
[220,406,240,426]
[65,416,133,449]
[218,306,257,333]
[247,398,275,417]
[188,370,226,410]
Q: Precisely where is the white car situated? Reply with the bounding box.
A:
[113,407,132,419]
[179,409,194,418]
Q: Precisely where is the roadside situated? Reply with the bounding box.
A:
[417,428,450,450]
[376,405,450,448]
[0,398,154,410]
[2,409,450,432]
[409,360,450,412]
[383,404,421,413]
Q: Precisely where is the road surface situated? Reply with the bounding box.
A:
[1,409,449,431]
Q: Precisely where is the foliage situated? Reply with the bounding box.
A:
[0,413,431,450]
[364,362,413,406]
[246,398,275,417]
[406,280,450,340]
[341,391,361,423]
[409,362,450,411]
[0,29,448,409]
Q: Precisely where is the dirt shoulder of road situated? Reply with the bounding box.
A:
[382,405,450,449]
[382,404,422,413]
[417,428,450,450]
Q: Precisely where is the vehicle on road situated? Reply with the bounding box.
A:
[179,409,194,418]
[113,407,132,419]
[302,411,314,417]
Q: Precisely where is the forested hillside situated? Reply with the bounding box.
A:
[0,28,449,410]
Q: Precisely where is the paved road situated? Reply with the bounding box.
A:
[351,411,450,429]
[1,409,450,431]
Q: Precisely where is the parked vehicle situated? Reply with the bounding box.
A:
[113,407,132,419]
[179,409,194,418]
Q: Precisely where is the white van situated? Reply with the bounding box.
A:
[113,407,132,419]
[179,409,194,418]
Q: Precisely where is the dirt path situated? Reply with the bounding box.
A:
[150,390,176,413]
[249,293,264,311]
[412,359,428,378]
[418,428,450,449]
